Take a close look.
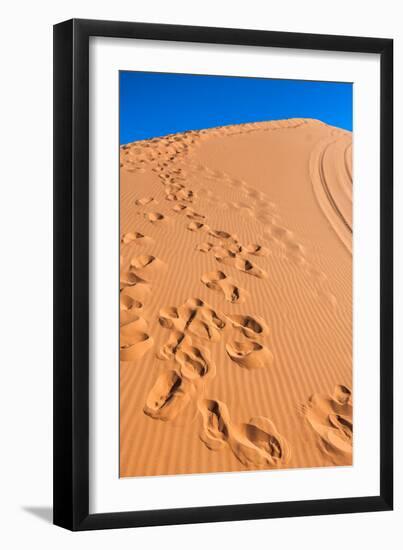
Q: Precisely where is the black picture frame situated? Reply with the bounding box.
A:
[53,18,393,531]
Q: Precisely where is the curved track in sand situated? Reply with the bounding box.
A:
[309,134,353,253]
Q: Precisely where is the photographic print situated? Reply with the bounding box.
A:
[119,71,353,478]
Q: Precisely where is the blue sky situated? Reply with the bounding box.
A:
[120,71,352,145]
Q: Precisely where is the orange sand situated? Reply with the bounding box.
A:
[119,118,353,477]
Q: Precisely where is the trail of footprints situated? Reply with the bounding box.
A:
[182,157,337,305]
[120,123,347,468]
[123,122,334,304]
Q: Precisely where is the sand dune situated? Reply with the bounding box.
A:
[119,118,352,477]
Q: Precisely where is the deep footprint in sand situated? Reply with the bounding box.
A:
[158,298,226,344]
[226,340,273,370]
[119,273,151,301]
[209,229,239,241]
[233,257,268,279]
[157,329,186,360]
[157,329,216,384]
[225,314,268,339]
[172,203,188,213]
[135,197,155,206]
[187,221,210,232]
[175,341,216,380]
[144,369,191,421]
[146,331,216,422]
[172,203,206,221]
[120,231,153,246]
[144,212,165,223]
[198,399,290,467]
[178,298,226,342]
[120,317,154,362]
[120,290,143,325]
[244,243,269,257]
[165,185,195,202]
[213,248,268,279]
[158,307,181,331]
[201,270,246,304]
[234,417,291,467]
[303,384,353,461]
[198,399,231,451]
[196,241,216,253]
[130,255,165,280]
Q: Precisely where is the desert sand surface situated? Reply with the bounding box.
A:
[119,118,353,478]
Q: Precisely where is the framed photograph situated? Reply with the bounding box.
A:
[53,19,393,530]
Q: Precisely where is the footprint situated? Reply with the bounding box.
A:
[120,290,143,325]
[244,243,269,257]
[164,182,183,193]
[333,384,352,405]
[226,243,243,255]
[196,241,215,253]
[213,246,238,262]
[225,314,268,339]
[198,399,290,468]
[158,307,181,330]
[209,229,238,241]
[186,317,221,342]
[120,313,147,330]
[178,298,226,342]
[131,254,159,269]
[159,298,226,344]
[130,255,165,279]
[328,413,353,440]
[145,323,217,421]
[173,204,205,221]
[187,221,209,232]
[233,258,268,279]
[121,232,152,246]
[157,329,216,381]
[135,197,154,206]
[120,293,143,312]
[303,384,353,460]
[186,211,206,221]
[119,272,151,299]
[234,417,291,467]
[213,248,268,279]
[144,212,165,223]
[120,318,153,362]
[166,187,194,202]
[198,399,231,451]
[120,270,142,288]
[157,329,186,360]
[172,203,188,213]
[175,342,216,380]
[201,270,246,304]
[144,369,191,422]
[226,340,273,370]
